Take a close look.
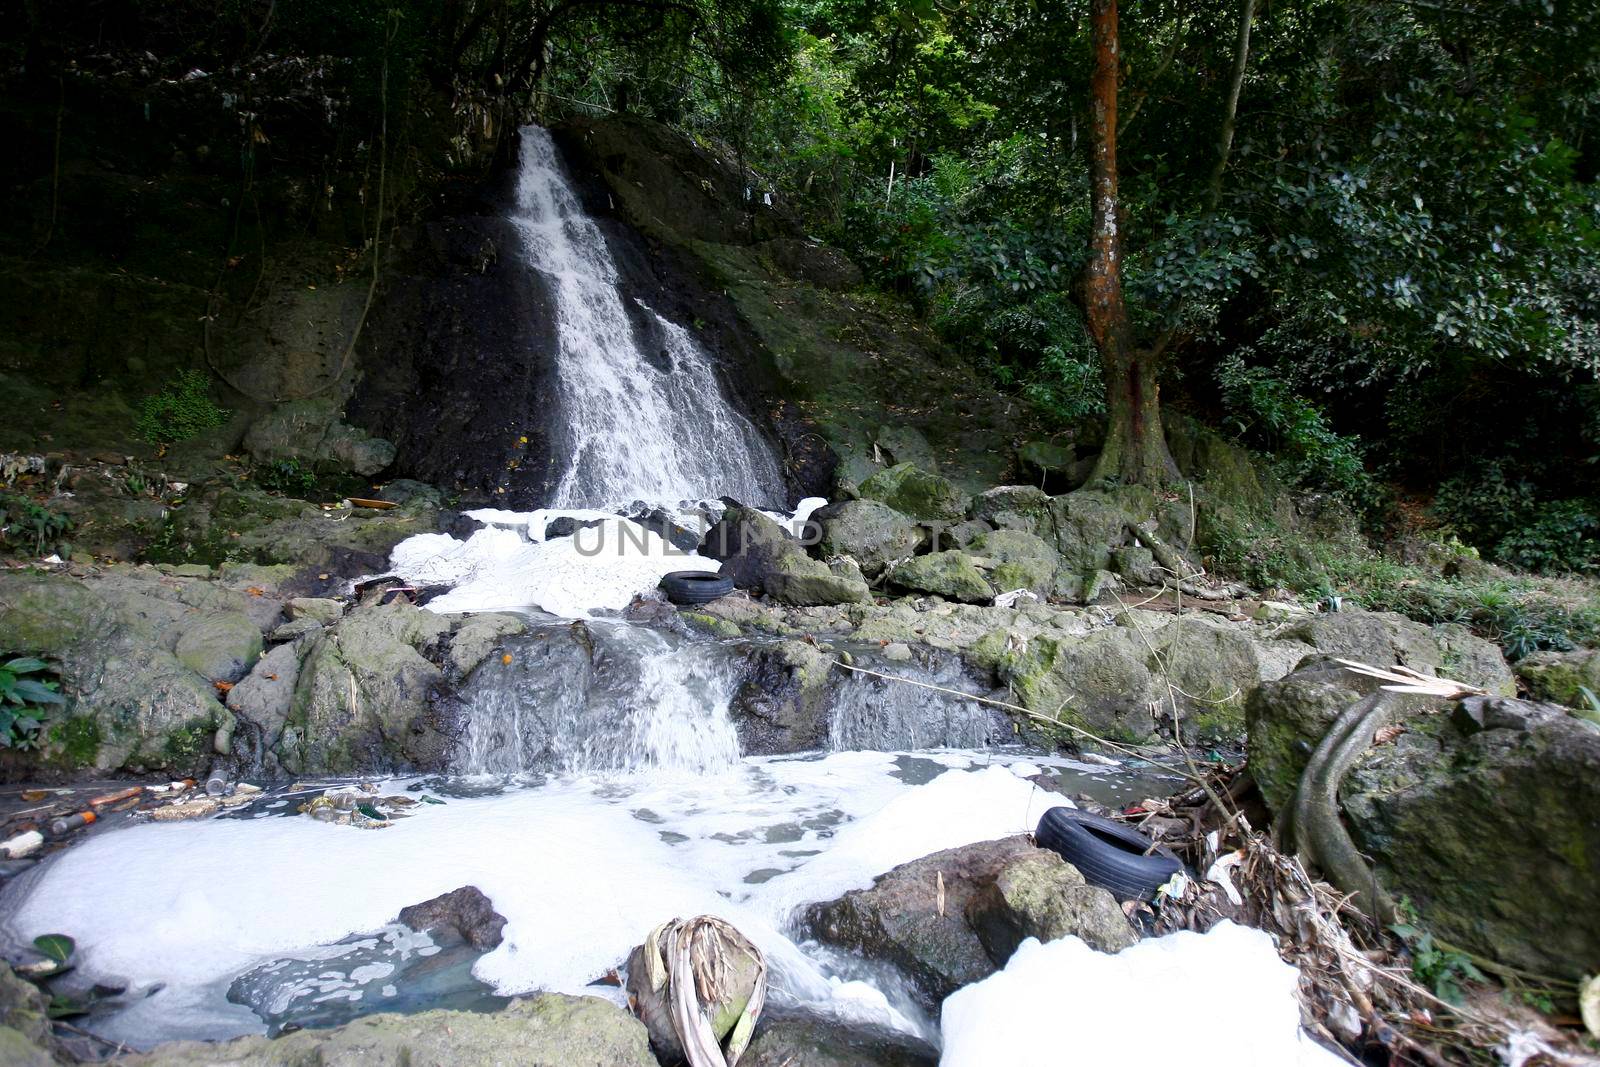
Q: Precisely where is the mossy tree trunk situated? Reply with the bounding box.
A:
[1084,0,1179,488]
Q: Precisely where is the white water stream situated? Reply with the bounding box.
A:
[514,125,785,509]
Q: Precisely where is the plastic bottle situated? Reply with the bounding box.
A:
[48,811,96,836]
[0,830,43,859]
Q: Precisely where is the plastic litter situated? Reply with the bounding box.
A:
[48,811,96,836]
[0,830,43,859]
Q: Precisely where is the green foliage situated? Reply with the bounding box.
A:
[1216,356,1381,514]
[1390,903,1485,1006]
[135,371,229,444]
[0,656,66,750]
[1435,463,1600,575]
[0,495,72,556]
[1201,503,1600,660]
[255,458,317,496]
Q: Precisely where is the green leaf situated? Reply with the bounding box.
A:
[11,679,65,705]
[33,934,75,964]
[47,993,90,1019]
[3,657,48,673]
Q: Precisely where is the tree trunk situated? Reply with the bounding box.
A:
[1085,0,1178,487]
[1206,0,1258,211]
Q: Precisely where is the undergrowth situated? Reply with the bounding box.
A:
[135,370,230,444]
[1202,503,1600,659]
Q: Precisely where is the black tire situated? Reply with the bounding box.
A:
[1034,806,1184,902]
[660,570,735,606]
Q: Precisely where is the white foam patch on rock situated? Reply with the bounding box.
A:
[940,921,1347,1067]
[390,518,717,618]
[387,499,827,618]
[3,754,1061,1048]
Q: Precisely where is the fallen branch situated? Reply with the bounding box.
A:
[1125,522,1249,601]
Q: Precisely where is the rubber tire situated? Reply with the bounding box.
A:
[660,570,736,606]
[1034,806,1184,902]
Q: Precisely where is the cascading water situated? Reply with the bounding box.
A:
[456,621,744,775]
[512,125,785,508]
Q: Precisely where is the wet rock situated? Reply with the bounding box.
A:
[806,835,1133,1005]
[888,551,992,603]
[703,505,869,606]
[242,397,396,477]
[446,613,529,677]
[858,463,967,522]
[287,597,344,625]
[938,518,993,550]
[174,612,264,684]
[440,511,486,541]
[284,601,454,775]
[0,964,58,1067]
[226,643,301,746]
[730,639,834,753]
[398,886,507,949]
[813,499,925,578]
[127,994,656,1066]
[544,515,606,540]
[1146,617,1261,725]
[629,508,701,553]
[743,1011,937,1067]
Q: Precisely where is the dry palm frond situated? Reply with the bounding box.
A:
[1333,658,1485,698]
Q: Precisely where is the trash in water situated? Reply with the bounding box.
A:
[149,784,261,822]
[298,786,419,829]
[627,915,767,1067]
[48,811,96,836]
[1,829,44,858]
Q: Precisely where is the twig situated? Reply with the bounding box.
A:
[828,658,1199,779]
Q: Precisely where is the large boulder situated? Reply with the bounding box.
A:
[283,601,454,775]
[127,994,657,1067]
[703,505,869,606]
[1341,697,1600,982]
[887,551,993,603]
[1147,617,1262,733]
[1045,487,1156,595]
[729,639,834,753]
[242,397,397,477]
[813,499,925,578]
[996,628,1162,742]
[967,529,1060,599]
[858,463,968,523]
[805,835,1135,1006]
[1279,609,1515,696]
[0,570,230,775]
[397,885,507,949]
[174,612,264,684]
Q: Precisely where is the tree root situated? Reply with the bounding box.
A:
[1125,523,1251,601]
[1284,691,1398,924]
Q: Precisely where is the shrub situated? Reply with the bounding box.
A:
[135,370,229,443]
[1434,462,1600,574]
[0,494,71,556]
[0,656,66,750]
[256,458,317,495]
[1217,355,1382,515]
[1493,500,1600,575]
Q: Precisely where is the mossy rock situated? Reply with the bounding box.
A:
[1515,650,1600,710]
[889,551,992,603]
[859,463,968,523]
[997,628,1161,743]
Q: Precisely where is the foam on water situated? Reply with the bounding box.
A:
[942,921,1348,1066]
[2,755,1059,1049]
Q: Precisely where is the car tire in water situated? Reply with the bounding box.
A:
[660,570,736,605]
[1034,806,1184,901]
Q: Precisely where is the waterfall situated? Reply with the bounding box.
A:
[456,621,744,775]
[512,125,785,509]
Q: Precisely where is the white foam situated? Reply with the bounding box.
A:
[3,754,1058,1048]
[390,518,717,617]
[940,921,1346,1067]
